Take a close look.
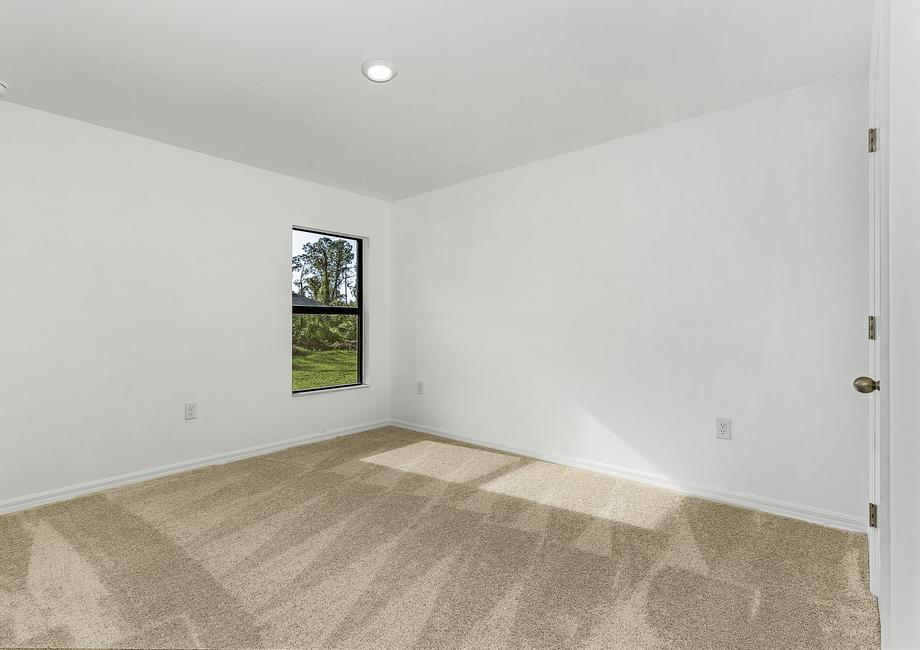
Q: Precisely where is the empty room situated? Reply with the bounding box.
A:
[2,1,919,648]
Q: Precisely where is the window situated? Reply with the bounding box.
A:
[291,228,362,392]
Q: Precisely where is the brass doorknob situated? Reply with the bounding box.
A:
[853,376,880,393]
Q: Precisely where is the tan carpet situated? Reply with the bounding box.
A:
[0,426,879,649]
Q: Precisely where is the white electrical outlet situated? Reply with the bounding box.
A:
[716,417,731,440]
[416,381,424,395]
[185,402,198,420]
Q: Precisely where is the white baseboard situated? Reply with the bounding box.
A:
[388,419,867,533]
[0,419,390,515]
[3,417,866,534]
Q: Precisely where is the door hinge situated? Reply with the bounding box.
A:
[868,315,877,340]
[869,502,878,528]
[868,128,878,153]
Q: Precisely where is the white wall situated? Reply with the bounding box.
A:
[0,72,872,531]
[391,73,869,523]
[0,102,391,505]
[885,1,920,645]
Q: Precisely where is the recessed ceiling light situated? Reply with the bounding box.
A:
[0,81,7,98]
[361,59,397,83]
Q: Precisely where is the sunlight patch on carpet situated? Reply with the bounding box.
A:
[361,440,517,483]
[481,462,682,530]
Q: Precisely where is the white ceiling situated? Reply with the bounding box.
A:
[0,0,871,201]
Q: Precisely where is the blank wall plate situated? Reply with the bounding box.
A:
[716,417,731,440]
[185,402,198,420]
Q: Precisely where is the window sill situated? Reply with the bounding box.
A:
[292,383,370,397]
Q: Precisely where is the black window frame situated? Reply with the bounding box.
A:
[291,227,363,393]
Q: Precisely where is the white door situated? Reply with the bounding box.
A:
[864,0,887,599]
